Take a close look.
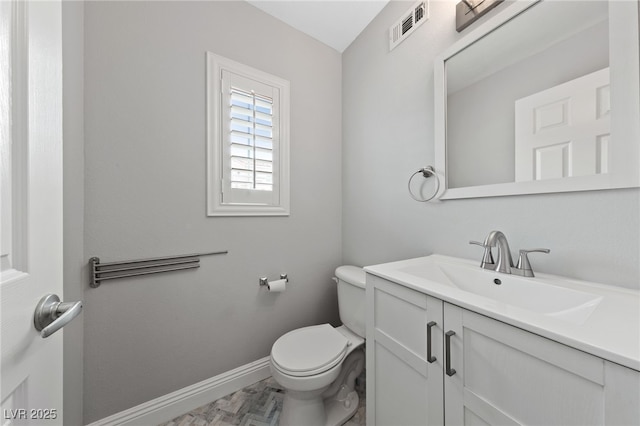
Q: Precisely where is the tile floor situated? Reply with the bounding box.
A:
[159,371,366,426]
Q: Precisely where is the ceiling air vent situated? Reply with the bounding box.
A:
[389,1,429,51]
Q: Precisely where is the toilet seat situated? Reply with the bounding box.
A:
[271,324,349,377]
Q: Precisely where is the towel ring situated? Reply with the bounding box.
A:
[408,166,440,202]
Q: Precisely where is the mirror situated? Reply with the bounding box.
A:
[434,0,640,199]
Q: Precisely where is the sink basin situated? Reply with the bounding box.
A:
[397,256,603,324]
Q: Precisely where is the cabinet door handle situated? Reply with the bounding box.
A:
[427,321,437,363]
[445,330,456,377]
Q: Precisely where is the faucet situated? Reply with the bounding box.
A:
[470,231,550,277]
[484,230,513,274]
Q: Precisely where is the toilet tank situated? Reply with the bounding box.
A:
[335,265,366,338]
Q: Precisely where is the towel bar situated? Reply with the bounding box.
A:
[89,251,227,288]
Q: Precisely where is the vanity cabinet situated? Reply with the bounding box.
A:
[366,274,640,425]
[366,275,444,425]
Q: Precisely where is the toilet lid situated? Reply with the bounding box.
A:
[271,324,349,377]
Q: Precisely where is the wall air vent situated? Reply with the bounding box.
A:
[389,1,429,51]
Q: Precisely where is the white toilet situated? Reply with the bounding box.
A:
[269,265,366,426]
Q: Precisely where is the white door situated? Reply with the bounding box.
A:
[515,68,610,182]
[366,275,444,426]
[1,1,77,425]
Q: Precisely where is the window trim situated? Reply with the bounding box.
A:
[206,52,290,216]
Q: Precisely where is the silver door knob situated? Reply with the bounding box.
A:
[33,294,83,338]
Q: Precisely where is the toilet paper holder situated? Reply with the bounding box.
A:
[259,274,288,287]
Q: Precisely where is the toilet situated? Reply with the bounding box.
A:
[269,265,366,426]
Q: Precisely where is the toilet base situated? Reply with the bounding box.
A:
[280,387,330,426]
[279,347,364,426]
[324,389,359,426]
[280,388,359,426]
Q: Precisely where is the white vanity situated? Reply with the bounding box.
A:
[364,255,640,425]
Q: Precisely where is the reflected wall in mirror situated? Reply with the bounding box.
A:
[434,0,640,199]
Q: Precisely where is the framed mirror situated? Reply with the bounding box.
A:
[434,0,640,199]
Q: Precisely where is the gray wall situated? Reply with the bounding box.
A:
[82,1,342,422]
[342,1,639,288]
[62,2,84,425]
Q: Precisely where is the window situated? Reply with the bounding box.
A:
[207,53,290,216]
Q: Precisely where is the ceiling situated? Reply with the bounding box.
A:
[247,1,390,52]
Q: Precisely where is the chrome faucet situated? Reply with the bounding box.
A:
[470,231,550,277]
[484,230,513,274]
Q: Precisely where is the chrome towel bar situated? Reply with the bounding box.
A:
[89,251,228,288]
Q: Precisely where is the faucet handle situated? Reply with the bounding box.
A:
[515,248,550,277]
[469,240,494,269]
[469,240,489,249]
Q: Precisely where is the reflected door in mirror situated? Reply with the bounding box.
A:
[515,68,610,182]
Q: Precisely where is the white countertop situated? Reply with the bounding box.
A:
[364,254,640,371]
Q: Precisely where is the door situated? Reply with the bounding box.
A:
[366,275,444,426]
[443,303,607,425]
[1,1,67,424]
[515,68,611,182]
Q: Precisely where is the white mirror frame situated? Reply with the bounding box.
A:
[434,0,640,200]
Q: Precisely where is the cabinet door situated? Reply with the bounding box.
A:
[444,303,608,425]
[604,362,640,425]
[366,275,444,426]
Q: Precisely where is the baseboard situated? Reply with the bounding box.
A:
[87,356,271,426]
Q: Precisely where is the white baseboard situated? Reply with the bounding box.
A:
[87,356,271,426]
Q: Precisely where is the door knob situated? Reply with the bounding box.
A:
[33,294,83,338]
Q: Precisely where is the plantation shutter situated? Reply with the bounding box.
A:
[221,70,280,206]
